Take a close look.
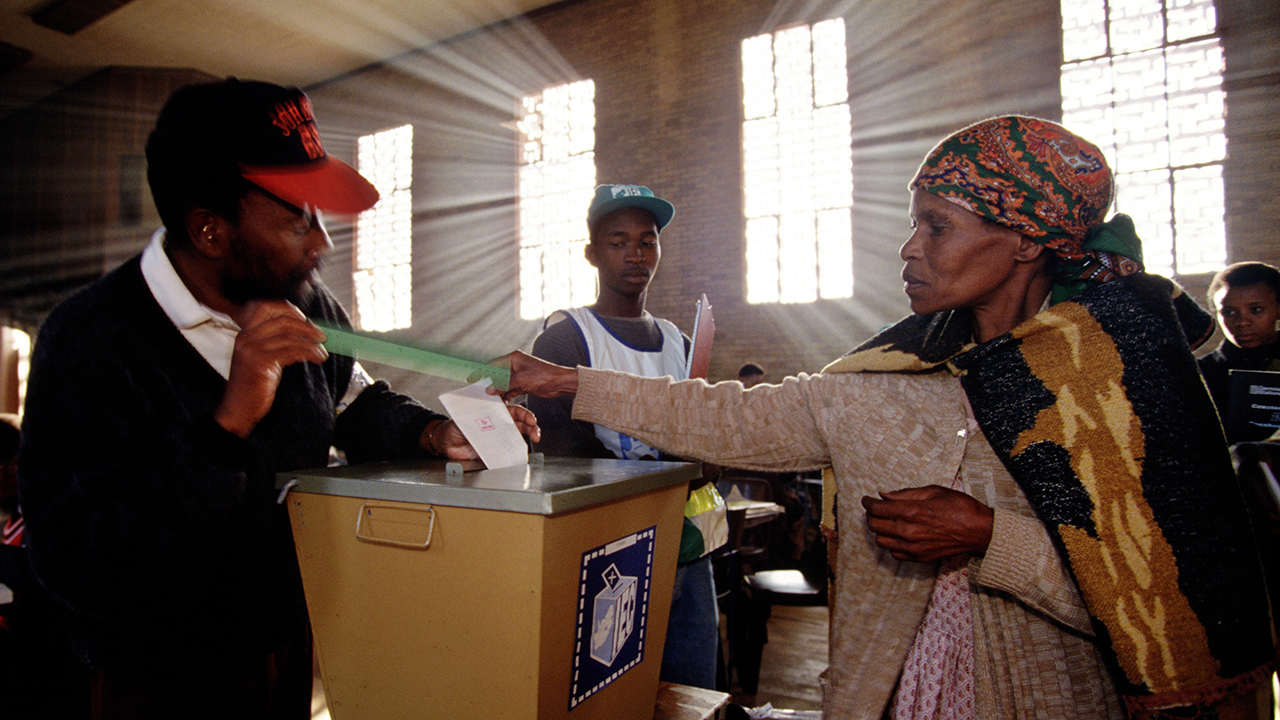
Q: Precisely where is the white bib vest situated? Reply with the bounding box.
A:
[549,307,725,559]
[552,307,687,460]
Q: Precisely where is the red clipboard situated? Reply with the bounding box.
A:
[685,294,715,379]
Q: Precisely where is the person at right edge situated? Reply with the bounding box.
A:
[501,117,1276,718]
[1197,261,1280,444]
[527,184,725,690]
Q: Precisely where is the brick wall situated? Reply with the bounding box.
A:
[1206,0,1280,348]
[0,67,217,332]
[306,0,1279,396]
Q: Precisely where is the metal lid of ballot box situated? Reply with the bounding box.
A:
[277,456,699,516]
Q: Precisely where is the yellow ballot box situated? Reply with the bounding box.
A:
[276,456,696,720]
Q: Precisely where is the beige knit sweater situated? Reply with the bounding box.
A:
[572,366,1125,719]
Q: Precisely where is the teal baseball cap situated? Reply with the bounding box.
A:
[586,184,675,233]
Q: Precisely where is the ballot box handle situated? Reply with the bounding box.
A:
[354,503,436,550]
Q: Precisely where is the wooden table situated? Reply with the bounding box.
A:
[653,682,731,720]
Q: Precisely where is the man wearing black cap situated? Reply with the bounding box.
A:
[17,78,538,719]
[527,184,723,690]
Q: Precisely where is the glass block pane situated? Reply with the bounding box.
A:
[1172,165,1225,274]
[814,104,854,212]
[774,26,815,115]
[518,96,543,165]
[518,245,544,321]
[1115,169,1173,275]
[812,19,849,107]
[568,238,596,307]
[1061,0,1225,278]
[1167,0,1215,42]
[388,263,412,330]
[540,240,574,313]
[1166,40,1225,166]
[353,270,376,328]
[742,24,853,305]
[778,110,817,213]
[746,217,781,304]
[818,208,854,298]
[743,117,781,219]
[778,212,818,304]
[1061,0,1108,62]
[1111,49,1169,173]
[517,82,597,320]
[1110,0,1164,53]
[1061,59,1118,162]
[355,124,414,331]
[567,81,596,155]
[741,35,775,121]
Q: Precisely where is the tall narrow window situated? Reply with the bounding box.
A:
[0,326,30,415]
[517,80,597,321]
[354,124,413,331]
[1060,0,1225,276]
[742,19,854,304]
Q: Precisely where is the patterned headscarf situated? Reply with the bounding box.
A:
[910,116,1144,303]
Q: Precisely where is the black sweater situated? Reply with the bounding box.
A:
[17,257,442,671]
[1197,339,1280,443]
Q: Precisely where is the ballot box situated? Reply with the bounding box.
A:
[276,456,697,720]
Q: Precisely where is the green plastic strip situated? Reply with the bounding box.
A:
[315,323,510,391]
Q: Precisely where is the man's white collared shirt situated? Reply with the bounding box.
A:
[141,229,240,379]
[139,228,371,410]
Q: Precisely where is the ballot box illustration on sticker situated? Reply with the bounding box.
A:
[570,526,656,709]
[590,563,636,665]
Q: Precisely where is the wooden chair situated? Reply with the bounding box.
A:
[717,475,775,573]
[711,475,773,692]
[716,473,828,694]
[736,565,827,694]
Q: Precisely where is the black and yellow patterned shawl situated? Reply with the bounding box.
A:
[826,274,1275,716]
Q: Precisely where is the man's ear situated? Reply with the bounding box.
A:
[583,241,599,269]
[184,210,232,260]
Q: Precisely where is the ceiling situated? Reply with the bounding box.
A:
[0,0,562,118]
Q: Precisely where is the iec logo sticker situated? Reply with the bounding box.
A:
[569,526,656,709]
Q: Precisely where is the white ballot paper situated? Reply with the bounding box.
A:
[438,379,529,470]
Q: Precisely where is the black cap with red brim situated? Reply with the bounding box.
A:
[148,78,380,215]
[241,157,380,215]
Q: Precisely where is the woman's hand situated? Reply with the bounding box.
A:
[493,351,580,402]
[503,403,541,444]
[861,485,994,563]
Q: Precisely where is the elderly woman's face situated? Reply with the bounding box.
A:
[900,189,1029,317]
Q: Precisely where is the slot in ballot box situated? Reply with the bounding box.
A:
[276,456,697,720]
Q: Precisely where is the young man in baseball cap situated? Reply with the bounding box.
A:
[18,78,537,718]
[527,184,724,690]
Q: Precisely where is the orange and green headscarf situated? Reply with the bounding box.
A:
[910,116,1144,304]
